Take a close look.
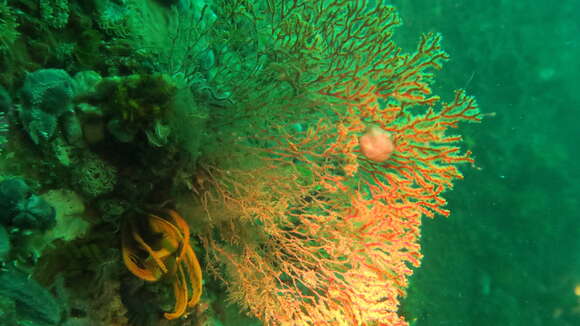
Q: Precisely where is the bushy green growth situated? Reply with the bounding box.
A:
[0,2,20,52]
[74,28,104,69]
[39,0,70,29]
[89,74,176,129]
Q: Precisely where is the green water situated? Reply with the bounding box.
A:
[393,1,580,325]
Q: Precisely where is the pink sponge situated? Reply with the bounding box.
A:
[359,125,395,162]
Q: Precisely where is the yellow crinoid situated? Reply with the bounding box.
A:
[122,209,202,320]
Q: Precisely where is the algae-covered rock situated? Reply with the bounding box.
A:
[13,194,57,231]
[0,268,61,325]
[19,69,75,144]
[21,69,74,116]
[42,189,90,242]
[0,177,32,225]
[0,178,56,232]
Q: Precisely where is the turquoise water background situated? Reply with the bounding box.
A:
[392,1,580,325]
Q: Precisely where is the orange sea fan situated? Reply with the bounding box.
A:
[195,0,481,325]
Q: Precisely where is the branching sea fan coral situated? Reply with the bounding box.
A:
[187,1,481,325]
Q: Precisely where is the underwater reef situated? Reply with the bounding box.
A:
[0,0,480,325]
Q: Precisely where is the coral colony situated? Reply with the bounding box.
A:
[0,1,480,325]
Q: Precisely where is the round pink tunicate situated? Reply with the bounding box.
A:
[359,126,395,162]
